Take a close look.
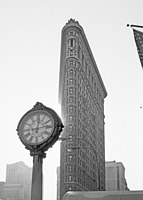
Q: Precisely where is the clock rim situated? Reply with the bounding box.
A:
[18,110,55,146]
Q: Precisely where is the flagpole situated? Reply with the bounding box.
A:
[127,24,143,29]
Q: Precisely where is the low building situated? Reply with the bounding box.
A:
[0,182,6,199]
[105,161,129,191]
[4,184,24,200]
[5,161,32,200]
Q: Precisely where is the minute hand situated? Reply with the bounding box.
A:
[44,125,53,129]
[31,125,53,130]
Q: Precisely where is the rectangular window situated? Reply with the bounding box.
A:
[69,125,73,132]
[69,97,73,103]
[70,60,73,66]
[69,165,72,172]
[69,69,73,77]
[69,155,73,162]
[69,135,73,141]
[71,38,73,47]
[69,115,73,122]
[69,87,73,95]
[69,78,73,85]
[69,106,73,113]
[68,175,72,182]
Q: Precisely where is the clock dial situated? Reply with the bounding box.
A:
[20,111,55,145]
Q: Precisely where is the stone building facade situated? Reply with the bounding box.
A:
[59,19,107,199]
[105,161,129,191]
[5,161,32,200]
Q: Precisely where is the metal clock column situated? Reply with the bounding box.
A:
[31,151,46,200]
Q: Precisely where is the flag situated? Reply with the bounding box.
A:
[133,28,143,69]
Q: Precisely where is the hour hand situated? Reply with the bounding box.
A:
[44,124,53,129]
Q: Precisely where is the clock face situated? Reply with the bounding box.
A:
[19,111,55,145]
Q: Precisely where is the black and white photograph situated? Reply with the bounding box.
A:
[0,1,143,200]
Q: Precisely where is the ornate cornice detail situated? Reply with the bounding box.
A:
[66,18,80,27]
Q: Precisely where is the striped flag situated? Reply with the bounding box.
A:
[133,28,143,69]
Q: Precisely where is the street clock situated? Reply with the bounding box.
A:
[17,102,64,154]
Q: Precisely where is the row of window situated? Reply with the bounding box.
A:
[64,123,100,152]
[64,102,104,130]
[77,119,99,141]
[65,173,97,191]
[66,35,105,102]
[65,185,84,193]
[68,30,79,37]
[64,86,104,124]
[64,92,102,124]
[65,62,104,111]
[64,122,103,157]
[77,175,96,190]
[65,142,98,171]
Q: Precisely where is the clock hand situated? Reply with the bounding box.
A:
[30,123,52,132]
[37,120,40,128]
[45,125,53,129]
[30,127,38,131]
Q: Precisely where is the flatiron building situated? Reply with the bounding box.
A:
[59,19,107,200]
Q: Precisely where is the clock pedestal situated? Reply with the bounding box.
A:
[31,151,46,200]
[17,102,64,200]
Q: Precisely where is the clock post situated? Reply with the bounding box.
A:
[30,151,46,200]
[17,102,64,200]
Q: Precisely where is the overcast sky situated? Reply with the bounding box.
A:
[0,0,143,199]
